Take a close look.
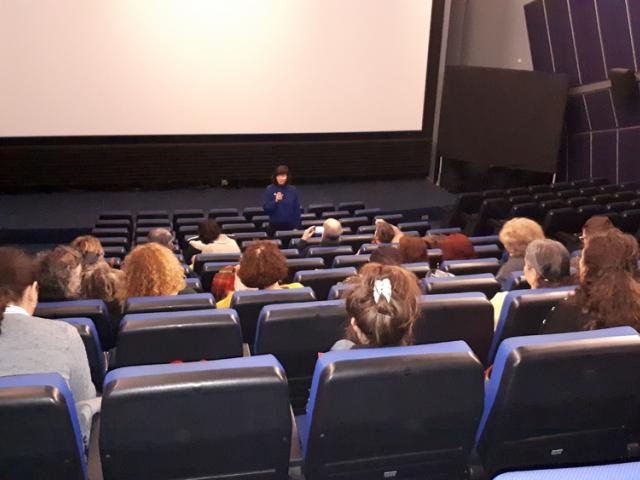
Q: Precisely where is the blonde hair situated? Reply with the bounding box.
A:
[118,243,185,302]
[499,217,545,257]
[70,235,105,258]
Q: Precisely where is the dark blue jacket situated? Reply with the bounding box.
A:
[262,184,301,229]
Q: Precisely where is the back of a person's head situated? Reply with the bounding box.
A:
[197,220,221,245]
[398,236,428,263]
[374,221,395,244]
[81,261,121,303]
[147,228,175,249]
[237,240,288,289]
[582,215,616,242]
[119,243,185,301]
[323,218,343,241]
[70,235,105,263]
[345,263,420,347]
[0,247,38,329]
[499,217,545,257]
[37,245,83,300]
[440,233,476,261]
[577,230,640,329]
[524,239,570,287]
[369,246,402,266]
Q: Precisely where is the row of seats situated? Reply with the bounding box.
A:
[4,327,640,479]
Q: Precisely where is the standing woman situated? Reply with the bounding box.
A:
[263,165,301,235]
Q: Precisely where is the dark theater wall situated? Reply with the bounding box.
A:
[525,0,640,183]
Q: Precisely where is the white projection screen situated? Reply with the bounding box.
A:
[0,0,433,137]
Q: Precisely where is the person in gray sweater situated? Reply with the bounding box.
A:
[0,247,97,446]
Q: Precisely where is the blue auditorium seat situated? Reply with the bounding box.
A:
[338,234,375,251]
[241,239,283,250]
[99,210,133,221]
[307,203,334,215]
[502,270,530,291]
[493,461,640,479]
[320,210,350,219]
[422,273,501,298]
[354,207,382,219]
[415,293,494,365]
[488,286,576,363]
[469,234,501,246]
[199,261,237,292]
[327,283,356,300]
[476,327,640,476]
[174,217,206,229]
[208,207,240,218]
[441,258,501,275]
[172,209,205,223]
[427,227,462,236]
[184,277,203,292]
[398,221,431,235]
[100,356,291,480]
[306,245,353,267]
[136,218,171,228]
[123,293,215,314]
[231,287,317,345]
[337,201,365,213]
[285,257,325,282]
[473,244,502,258]
[221,223,258,234]
[137,210,169,220]
[59,317,106,392]
[240,206,264,219]
[275,229,306,247]
[374,213,404,223]
[192,252,241,274]
[94,219,132,232]
[297,342,484,479]
[0,373,87,479]
[214,215,247,225]
[254,300,348,413]
[400,262,433,278]
[113,309,243,368]
[294,267,357,300]
[331,254,370,269]
[339,216,369,230]
[35,299,114,350]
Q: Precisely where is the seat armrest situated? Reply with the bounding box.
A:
[87,413,103,480]
[242,343,251,357]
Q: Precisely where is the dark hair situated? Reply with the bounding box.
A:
[374,221,395,244]
[271,165,291,185]
[573,230,640,330]
[238,240,288,289]
[0,247,38,331]
[147,228,174,249]
[440,233,476,261]
[582,215,616,241]
[398,236,428,263]
[37,246,83,301]
[369,246,402,266]
[198,220,221,244]
[345,263,420,347]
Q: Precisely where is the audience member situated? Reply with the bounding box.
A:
[569,215,618,269]
[541,230,640,333]
[440,233,476,261]
[496,217,545,284]
[118,243,189,304]
[188,219,240,258]
[147,228,175,250]
[37,246,83,301]
[373,219,402,244]
[369,245,403,266]
[298,218,343,255]
[70,235,105,265]
[491,239,571,326]
[0,247,97,445]
[398,236,428,263]
[331,263,421,350]
[216,241,303,308]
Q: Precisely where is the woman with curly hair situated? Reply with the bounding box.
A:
[541,230,640,333]
[331,263,421,350]
[215,240,303,308]
[37,246,84,301]
[118,243,187,303]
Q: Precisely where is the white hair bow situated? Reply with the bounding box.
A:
[373,278,392,303]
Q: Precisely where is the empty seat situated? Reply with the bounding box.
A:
[123,293,215,315]
[577,204,606,223]
[506,187,530,196]
[415,293,494,365]
[307,203,334,216]
[327,283,356,299]
[533,192,557,202]
[331,254,370,269]
[192,252,241,274]
[337,201,365,213]
[556,189,580,199]
[398,221,431,235]
[95,219,132,232]
[542,208,582,237]
[99,210,133,221]
[339,216,370,231]
[275,229,306,247]
[338,234,374,251]
[550,181,573,191]
[474,244,502,258]
[476,327,640,476]
[591,193,617,205]
[619,209,640,234]
[427,227,462,236]
[441,258,501,276]
[607,201,634,213]
[172,209,205,223]
[298,342,484,480]
[579,186,602,196]
[60,317,106,392]
[539,199,567,213]
[573,177,607,188]
[92,227,130,240]
[600,184,623,193]
[320,210,350,219]
[487,286,576,363]
[528,184,552,193]
[228,231,268,243]
[231,288,317,345]
[207,208,239,218]
[300,219,324,228]
[294,267,357,301]
[492,461,640,479]
[401,262,433,278]
[254,300,348,413]
[174,217,206,229]
[137,210,169,220]
[374,213,404,223]
[285,257,325,283]
[185,277,203,292]
[502,270,530,291]
[566,196,589,208]
[508,195,535,205]
[136,218,171,228]
[113,309,242,368]
[214,215,247,225]
[35,299,114,351]
[97,236,130,249]
[306,245,353,267]
[100,356,291,480]
[0,373,87,480]
[354,207,382,219]
[102,246,127,260]
[240,206,263,219]
[422,273,501,298]
[469,235,501,246]
[221,223,257,234]
[241,239,283,250]
[615,191,639,201]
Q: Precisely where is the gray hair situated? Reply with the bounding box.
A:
[147,228,174,249]
[524,239,570,284]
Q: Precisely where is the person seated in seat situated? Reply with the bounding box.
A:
[398,236,428,264]
[331,263,421,350]
[147,228,176,250]
[118,243,194,305]
[369,245,403,266]
[298,218,343,256]
[70,235,107,266]
[439,233,477,261]
[496,218,545,284]
[37,246,83,302]
[491,239,571,327]
[541,230,640,334]
[373,219,403,244]
[0,247,98,446]
[188,220,240,265]
[570,215,618,270]
[215,240,303,308]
